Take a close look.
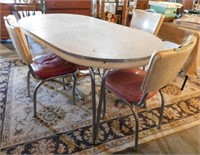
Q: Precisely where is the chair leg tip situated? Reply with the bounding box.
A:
[180,88,184,91]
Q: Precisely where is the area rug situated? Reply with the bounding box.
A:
[0,51,200,154]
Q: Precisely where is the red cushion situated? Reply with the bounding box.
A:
[106,68,157,103]
[31,53,77,79]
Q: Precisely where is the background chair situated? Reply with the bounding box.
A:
[10,0,45,20]
[10,0,46,50]
[4,15,79,117]
[130,9,164,70]
[130,9,164,36]
[96,35,197,151]
[157,22,200,90]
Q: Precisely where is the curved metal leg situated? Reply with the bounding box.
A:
[125,101,139,151]
[136,93,148,107]
[71,74,83,100]
[75,87,83,100]
[102,86,106,119]
[102,69,107,118]
[96,94,139,150]
[89,67,96,144]
[97,68,102,78]
[158,89,165,128]
[181,75,188,91]
[33,79,47,117]
[27,70,31,97]
[62,77,66,90]
[95,69,110,144]
[72,74,77,105]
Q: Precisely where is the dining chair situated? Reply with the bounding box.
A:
[130,9,165,71]
[10,0,45,20]
[130,9,164,36]
[181,49,199,90]
[10,0,45,47]
[4,15,79,117]
[157,23,199,90]
[95,35,197,151]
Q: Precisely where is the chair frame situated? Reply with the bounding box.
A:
[94,35,197,151]
[130,9,164,36]
[157,22,199,91]
[4,15,80,117]
[27,65,78,117]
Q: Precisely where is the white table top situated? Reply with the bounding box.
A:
[19,14,163,69]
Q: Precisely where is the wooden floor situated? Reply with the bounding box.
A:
[117,122,200,154]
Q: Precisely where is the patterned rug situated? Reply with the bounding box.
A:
[0,45,200,154]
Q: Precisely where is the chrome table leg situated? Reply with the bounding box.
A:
[89,67,96,144]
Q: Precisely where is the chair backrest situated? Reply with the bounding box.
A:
[130,9,164,35]
[182,35,199,78]
[4,15,33,64]
[11,0,45,20]
[141,35,197,93]
[157,23,199,78]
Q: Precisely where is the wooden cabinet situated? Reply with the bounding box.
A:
[0,0,92,40]
[136,0,150,10]
[0,1,13,40]
[45,0,92,16]
[181,0,194,10]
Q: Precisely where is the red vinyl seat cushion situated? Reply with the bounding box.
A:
[106,68,157,103]
[31,53,77,79]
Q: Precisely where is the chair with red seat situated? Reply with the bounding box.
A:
[157,23,199,90]
[96,35,197,150]
[4,15,79,117]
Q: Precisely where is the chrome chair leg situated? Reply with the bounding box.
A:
[181,75,188,90]
[75,87,83,100]
[33,79,47,117]
[158,89,165,128]
[102,85,106,119]
[135,93,148,107]
[27,70,31,97]
[125,101,139,151]
[71,74,83,100]
[97,68,102,78]
[62,77,66,90]
[96,93,139,151]
[72,74,77,105]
